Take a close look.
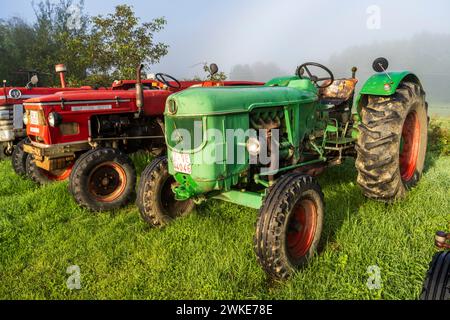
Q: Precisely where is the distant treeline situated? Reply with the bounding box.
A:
[328,33,450,106]
[230,33,450,107]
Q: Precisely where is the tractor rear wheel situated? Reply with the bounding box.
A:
[26,154,72,185]
[69,148,136,211]
[12,138,30,176]
[420,252,450,300]
[254,173,324,280]
[136,156,195,227]
[356,81,428,201]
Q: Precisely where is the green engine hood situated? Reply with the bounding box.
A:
[165,82,318,117]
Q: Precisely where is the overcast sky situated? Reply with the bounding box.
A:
[1,0,449,78]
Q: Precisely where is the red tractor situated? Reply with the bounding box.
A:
[1,64,92,163]
[22,64,263,211]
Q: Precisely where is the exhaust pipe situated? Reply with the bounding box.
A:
[136,64,144,116]
[55,64,67,88]
[2,80,7,104]
[352,67,358,79]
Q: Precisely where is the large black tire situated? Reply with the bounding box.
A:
[420,252,450,300]
[26,154,73,186]
[136,156,195,227]
[12,138,29,176]
[67,148,97,194]
[254,174,324,280]
[69,148,136,212]
[356,81,428,201]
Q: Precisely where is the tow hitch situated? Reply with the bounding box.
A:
[435,231,450,249]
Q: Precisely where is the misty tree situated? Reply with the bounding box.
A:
[88,5,169,82]
[30,0,91,85]
[0,2,170,87]
[230,62,286,82]
[0,17,36,85]
[191,62,227,81]
[327,32,450,105]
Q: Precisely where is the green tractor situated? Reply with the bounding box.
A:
[136,58,429,280]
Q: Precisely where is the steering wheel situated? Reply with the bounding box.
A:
[296,62,334,89]
[155,73,181,89]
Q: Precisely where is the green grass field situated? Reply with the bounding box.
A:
[0,119,449,300]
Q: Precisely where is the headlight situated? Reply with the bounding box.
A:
[48,112,62,127]
[23,114,29,126]
[247,137,261,156]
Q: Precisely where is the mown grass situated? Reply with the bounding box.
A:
[0,118,449,300]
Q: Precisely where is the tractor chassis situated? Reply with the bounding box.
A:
[23,142,90,171]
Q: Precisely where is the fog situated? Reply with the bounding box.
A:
[2,0,449,111]
[153,0,450,111]
[229,33,450,112]
[152,1,450,74]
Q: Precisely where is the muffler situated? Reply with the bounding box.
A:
[136,64,144,116]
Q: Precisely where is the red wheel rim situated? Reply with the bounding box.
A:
[87,162,127,202]
[400,111,420,181]
[41,165,73,181]
[287,199,318,259]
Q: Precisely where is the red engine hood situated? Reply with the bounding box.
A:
[24,90,136,104]
[0,86,91,105]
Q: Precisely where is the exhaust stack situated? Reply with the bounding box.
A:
[136,64,144,115]
[352,67,358,79]
[55,64,67,88]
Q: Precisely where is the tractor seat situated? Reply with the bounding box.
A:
[319,79,358,106]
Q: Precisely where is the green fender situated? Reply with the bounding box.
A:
[355,71,422,115]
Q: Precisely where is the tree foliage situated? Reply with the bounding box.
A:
[89,5,168,81]
[30,0,91,85]
[0,1,169,87]
[0,17,38,85]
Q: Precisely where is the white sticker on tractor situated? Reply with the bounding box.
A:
[30,127,40,134]
[71,105,112,112]
[30,111,39,125]
[172,152,192,175]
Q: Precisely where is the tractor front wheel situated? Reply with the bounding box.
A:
[12,138,30,176]
[69,148,136,211]
[420,252,450,300]
[136,156,195,227]
[356,81,428,201]
[26,154,72,185]
[254,174,324,280]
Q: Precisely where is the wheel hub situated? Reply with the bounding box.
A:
[101,176,111,187]
[400,111,420,181]
[287,199,318,260]
[88,162,127,202]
